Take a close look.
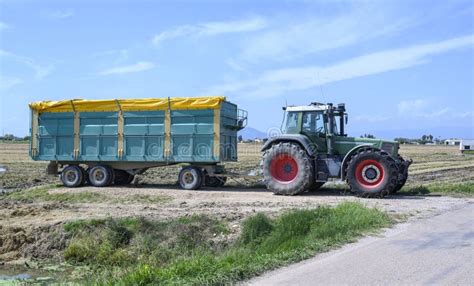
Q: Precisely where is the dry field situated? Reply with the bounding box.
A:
[0,142,473,264]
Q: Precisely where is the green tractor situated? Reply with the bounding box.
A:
[261,102,412,198]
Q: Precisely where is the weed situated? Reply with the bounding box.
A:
[240,213,273,245]
[87,202,391,285]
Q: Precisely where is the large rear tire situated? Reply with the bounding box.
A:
[346,148,398,198]
[262,142,313,195]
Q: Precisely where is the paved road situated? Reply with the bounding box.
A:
[249,203,474,286]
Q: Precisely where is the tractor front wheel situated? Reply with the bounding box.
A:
[346,149,398,198]
[262,142,313,195]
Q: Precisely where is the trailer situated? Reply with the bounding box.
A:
[29,96,247,189]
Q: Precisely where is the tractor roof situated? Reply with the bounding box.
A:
[286,104,330,112]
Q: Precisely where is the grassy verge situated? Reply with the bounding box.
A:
[1,185,170,204]
[399,182,474,197]
[59,202,391,285]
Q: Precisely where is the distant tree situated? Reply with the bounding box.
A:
[238,135,243,143]
[360,134,375,139]
[394,137,411,144]
[3,134,14,141]
[23,135,31,141]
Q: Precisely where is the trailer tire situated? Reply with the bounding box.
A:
[179,166,203,190]
[262,142,313,195]
[88,165,112,187]
[61,165,84,188]
[346,148,398,198]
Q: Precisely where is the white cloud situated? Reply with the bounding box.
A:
[43,9,74,19]
[207,35,474,99]
[0,76,23,90]
[397,99,426,114]
[99,61,155,75]
[0,49,54,79]
[152,16,267,46]
[233,11,414,65]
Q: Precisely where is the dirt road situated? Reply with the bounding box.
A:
[2,185,472,228]
[249,202,474,286]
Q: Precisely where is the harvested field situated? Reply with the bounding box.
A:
[0,142,473,278]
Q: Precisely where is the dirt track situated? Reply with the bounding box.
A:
[2,185,472,229]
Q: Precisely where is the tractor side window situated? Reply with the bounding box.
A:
[285,112,299,133]
[303,112,324,134]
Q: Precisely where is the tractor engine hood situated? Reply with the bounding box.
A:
[335,137,399,158]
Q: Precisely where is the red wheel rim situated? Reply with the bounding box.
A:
[355,159,385,188]
[270,155,298,183]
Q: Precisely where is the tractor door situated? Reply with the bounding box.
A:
[301,111,327,153]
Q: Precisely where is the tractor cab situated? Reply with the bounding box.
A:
[283,103,347,154]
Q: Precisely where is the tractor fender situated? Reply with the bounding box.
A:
[340,144,374,180]
[261,135,317,157]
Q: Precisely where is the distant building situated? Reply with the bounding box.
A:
[445,139,461,146]
[460,140,474,153]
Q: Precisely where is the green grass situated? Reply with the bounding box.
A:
[1,185,171,204]
[399,182,474,197]
[61,202,391,285]
[463,150,474,155]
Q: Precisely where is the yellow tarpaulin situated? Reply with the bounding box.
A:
[29,96,226,113]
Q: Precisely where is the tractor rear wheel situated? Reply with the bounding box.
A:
[262,142,313,195]
[346,149,398,198]
[392,155,408,193]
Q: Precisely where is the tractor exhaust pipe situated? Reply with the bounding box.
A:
[338,103,345,136]
[327,103,334,155]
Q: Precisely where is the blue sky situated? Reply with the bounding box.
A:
[0,0,473,139]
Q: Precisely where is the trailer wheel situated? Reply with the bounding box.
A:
[61,165,84,188]
[179,166,203,190]
[88,165,112,187]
